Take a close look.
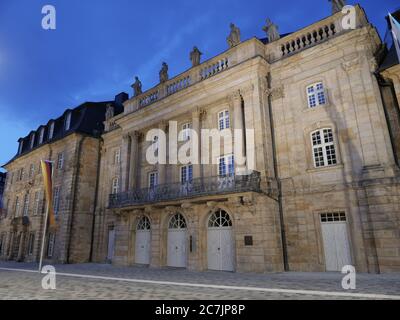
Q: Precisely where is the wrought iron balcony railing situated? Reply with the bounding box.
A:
[108,171,261,208]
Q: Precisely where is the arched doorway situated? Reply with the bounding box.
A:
[207,209,234,271]
[167,213,187,268]
[135,216,151,265]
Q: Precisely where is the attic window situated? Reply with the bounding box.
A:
[18,140,24,155]
[39,128,45,144]
[48,122,55,140]
[65,112,71,131]
[30,133,35,149]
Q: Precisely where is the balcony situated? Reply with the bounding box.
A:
[108,171,261,209]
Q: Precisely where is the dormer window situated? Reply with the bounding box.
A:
[65,112,71,131]
[30,133,35,149]
[39,128,45,144]
[18,140,24,154]
[48,122,55,140]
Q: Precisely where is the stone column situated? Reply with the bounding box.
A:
[121,134,131,192]
[128,131,140,190]
[192,109,201,179]
[231,90,246,174]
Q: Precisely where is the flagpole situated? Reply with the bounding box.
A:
[38,160,54,273]
[38,200,49,272]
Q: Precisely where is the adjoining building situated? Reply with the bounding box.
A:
[0,94,128,263]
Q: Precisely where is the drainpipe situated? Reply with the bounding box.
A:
[89,138,103,262]
[66,136,85,263]
[266,72,289,272]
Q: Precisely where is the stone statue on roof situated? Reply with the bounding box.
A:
[132,76,142,97]
[263,19,280,43]
[159,62,169,83]
[329,0,346,14]
[227,23,241,48]
[105,104,114,121]
[190,46,202,67]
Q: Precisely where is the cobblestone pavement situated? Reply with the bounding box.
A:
[0,262,399,300]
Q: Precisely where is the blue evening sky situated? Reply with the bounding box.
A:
[0,0,398,171]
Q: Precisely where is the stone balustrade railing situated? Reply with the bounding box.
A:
[270,5,368,62]
[123,51,235,114]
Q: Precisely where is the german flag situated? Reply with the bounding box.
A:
[40,160,56,227]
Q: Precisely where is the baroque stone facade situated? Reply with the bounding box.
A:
[1,5,400,273]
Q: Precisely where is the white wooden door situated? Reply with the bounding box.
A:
[207,227,234,271]
[107,229,115,262]
[321,213,352,271]
[135,230,151,264]
[167,229,187,268]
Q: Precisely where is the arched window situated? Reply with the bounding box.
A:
[111,177,119,194]
[169,213,187,229]
[208,209,232,228]
[137,216,151,230]
[311,128,337,168]
[307,82,327,108]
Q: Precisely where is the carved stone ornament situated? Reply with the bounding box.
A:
[266,86,285,100]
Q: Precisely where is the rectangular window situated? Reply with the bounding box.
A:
[57,153,64,170]
[307,82,327,108]
[218,110,230,130]
[19,168,25,181]
[47,233,55,258]
[114,148,121,165]
[18,140,24,154]
[111,178,119,194]
[15,197,20,217]
[29,163,35,179]
[53,186,60,215]
[27,233,35,256]
[148,172,158,189]
[180,165,193,184]
[218,155,234,176]
[320,212,347,223]
[23,194,29,217]
[48,122,55,140]
[311,128,337,168]
[34,191,41,215]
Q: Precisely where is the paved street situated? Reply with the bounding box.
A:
[0,262,399,300]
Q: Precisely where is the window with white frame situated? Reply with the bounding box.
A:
[29,163,35,179]
[311,128,337,168]
[57,152,64,170]
[307,82,327,108]
[53,186,60,215]
[218,155,235,176]
[27,233,35,256]
[180,165,193,184]
[30,133,35,149]
[181,123,192,141]
[39,127,45,144]
[22,193,29,217]
[148,172,158,189]
[47,233,55,257]
[218,110,230,130]
[65,112,72,131]
[48,122,55,140]
[15,197,20,217]
[33,191,41,215]
[111,177,119,194]
[114,148,121,165]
